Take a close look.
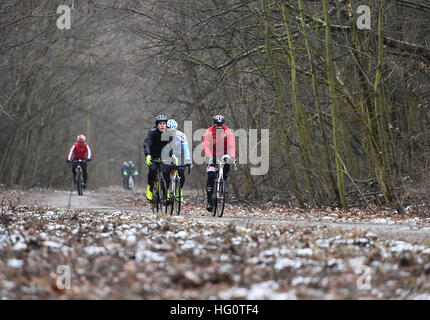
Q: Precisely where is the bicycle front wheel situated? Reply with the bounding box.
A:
[173,177,181,215]
[128,176,134,190]
[169,180,175,216]
[217,180,226,217]
[213,180,225,217]
[159,178,168,214]
[152,181,160,214]
[76,170,83,196]
[212,181,218,217]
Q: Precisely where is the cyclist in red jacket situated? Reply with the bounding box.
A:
[66,134,92,188]
[202,115,236,212]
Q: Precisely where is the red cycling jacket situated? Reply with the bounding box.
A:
[67,142,92,161]
[202,125,236,158]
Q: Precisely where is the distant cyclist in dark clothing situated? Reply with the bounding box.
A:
[122,161,138,189]
[144,115,170,201]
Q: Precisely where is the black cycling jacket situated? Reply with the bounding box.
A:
[143,127,171,159]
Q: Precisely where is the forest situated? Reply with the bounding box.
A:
[1,0,429,210]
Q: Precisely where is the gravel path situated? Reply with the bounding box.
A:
[21,188,430,244]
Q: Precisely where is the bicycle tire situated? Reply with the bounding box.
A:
[175,177,181,215]
[128,175,134,190]
[76,169,83,196]
[170,176,181,215]
[169,178,175,216]
[152,181,159,214]
[159,176,168,214]
[212,180,218,217]
[218,180,226,217]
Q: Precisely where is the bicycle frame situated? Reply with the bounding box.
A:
[151,159,168,214]
[215,162,225,198]
[211,157,237,217]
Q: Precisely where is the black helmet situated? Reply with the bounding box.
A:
[213,115,225,126]
[155,114,168,125]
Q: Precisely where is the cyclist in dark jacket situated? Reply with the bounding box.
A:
[144,115,170,201]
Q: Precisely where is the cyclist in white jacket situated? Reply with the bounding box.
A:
[162,119,192,202]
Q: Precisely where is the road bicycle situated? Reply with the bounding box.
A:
[72,159,86,196]
[212,157,237,217]
[167,163,191,216]
[150,159,167,214]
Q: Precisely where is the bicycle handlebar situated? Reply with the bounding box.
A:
[152,158,192,174]
[70,159,87,163]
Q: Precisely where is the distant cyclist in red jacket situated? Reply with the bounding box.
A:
[202,115,236,212]
[66,134,92,188]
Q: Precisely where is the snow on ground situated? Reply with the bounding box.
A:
[0,189,429,299]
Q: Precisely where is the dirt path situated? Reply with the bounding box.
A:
[21,188,430,244]
[22,190,116,211]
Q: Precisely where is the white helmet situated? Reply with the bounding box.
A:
[167,119,178,129]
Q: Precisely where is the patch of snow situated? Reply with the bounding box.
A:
[390,240,425,253]
[247,281,297,300]
[348,257,366,270]
[295,248,313,256]
[174,230,188,239]
[12,242,27,250]
[411,294,430,300]
[316,239,330,248]
[7,259,23,268]
[231,236,243,245]
[99,232,111,238]
[181,240,196,250]
[370,218,395,224]
[126,235,136,245]
[220,254,230,262]
[135,249,165,263]
[43,241,62,249]
[83,246,106,255]
[2,280,16,290]
[291,276,312,286]
[45,211,56,217]
[274,258,302,271]
[218,287,248,299]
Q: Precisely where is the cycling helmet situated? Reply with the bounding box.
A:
[128,161,134,166]
[213,115,225,126]
[155,114,168,125]
[77,134,86,142]
[123,161,128,166]
[167,119,178,129]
